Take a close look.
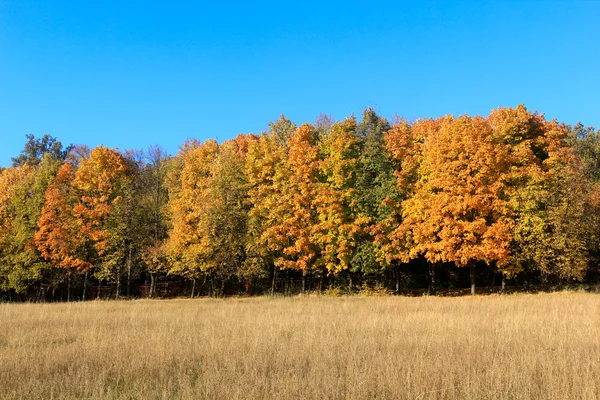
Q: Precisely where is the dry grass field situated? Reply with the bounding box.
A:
[1,292,600,399]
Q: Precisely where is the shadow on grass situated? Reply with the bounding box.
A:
[396,283,600,297]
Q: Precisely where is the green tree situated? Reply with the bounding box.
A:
[352,109,395,276]
[12,134,72,167]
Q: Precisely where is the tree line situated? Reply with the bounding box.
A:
[1,105,600,301]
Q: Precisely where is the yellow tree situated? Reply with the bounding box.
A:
[0,164,35,293]
[489,106,591,283]
[206,135,257,293]
[402,115,513,295]
[374,119,431,291]
[314,117,365,286]
[0,154,62,297]
[166,139,219,296]
[244,116,295,289]
[166,136,256,296]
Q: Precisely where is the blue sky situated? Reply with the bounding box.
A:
[1,1,599,167]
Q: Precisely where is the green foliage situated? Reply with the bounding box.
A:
[12,134,72,167]
[352,109,396,274]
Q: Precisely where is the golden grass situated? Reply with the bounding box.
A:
[1,292,600,399]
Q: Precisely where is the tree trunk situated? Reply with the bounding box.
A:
[271,267,277,296]
[319,269,325,294]
[285,270,289,296]
[116,270,120,300]
[97,279,102,300]
[220,279,225,297]
[67,272,71,303]
[191,278,196,299]
[126,245,132,296]
[470,263,476,296]
[82,272,88,301]
[395,268,400,294]
[199,275,207,294]
[149,273,155,298]
[429,263,436,295]
[501,275,507,294]
[302,273,306,295]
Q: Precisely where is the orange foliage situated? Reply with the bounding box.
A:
[72,146,131,256]
[35,163,90,271]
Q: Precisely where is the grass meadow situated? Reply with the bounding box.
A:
[1,292,600,399]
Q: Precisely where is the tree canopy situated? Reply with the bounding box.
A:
[2,105,599,300]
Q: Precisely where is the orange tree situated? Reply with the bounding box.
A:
[35,162,89,300]
[263,124,322,290]
[400,115,513,294]
[72,146,132,293]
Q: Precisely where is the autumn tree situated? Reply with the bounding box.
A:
[533,144,590,280]
[0,134,71,298]
[166,139,219,296]
[205,135,256,292]
[374,119,430,291]
[401,115,513,295]
[35,162,89,300]
[140,239,169,298]
[72,146,132,295]
[0,164,35,294]
[313,117,365,289]
[490,106,593,283]
[568,123,600,273]
[245,116,296,290]
[262,124,322,291]
[138,145,171,297]
[0,154,65,298]
[144,146,171,243]
[4,105,600,298]
[107,149,149,297]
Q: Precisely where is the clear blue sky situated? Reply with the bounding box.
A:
[1,1,599,167]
